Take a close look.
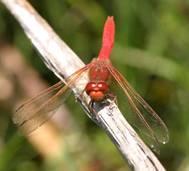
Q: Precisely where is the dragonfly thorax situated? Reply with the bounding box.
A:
[89,59,111,82]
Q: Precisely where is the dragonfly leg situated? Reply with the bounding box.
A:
[89,100,96,113]
[91,100,107,116]
[106,93,118,105]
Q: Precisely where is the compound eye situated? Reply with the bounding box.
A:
[97,82,109,92]
[85,82,97,94]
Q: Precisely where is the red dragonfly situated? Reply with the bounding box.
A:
[14,16,169,146]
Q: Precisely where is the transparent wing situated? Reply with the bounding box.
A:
[106,64,169,146]
[14,64,91,134]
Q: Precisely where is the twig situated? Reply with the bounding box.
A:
[1,0,166,170]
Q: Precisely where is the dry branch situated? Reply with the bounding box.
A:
[0,0,166,170]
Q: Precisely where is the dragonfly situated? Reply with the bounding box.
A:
[14,16,169,147]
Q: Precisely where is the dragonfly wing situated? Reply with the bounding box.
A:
[106,64,169,145]
[14,64,91,134]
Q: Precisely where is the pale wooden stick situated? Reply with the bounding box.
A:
[1,0,166,170]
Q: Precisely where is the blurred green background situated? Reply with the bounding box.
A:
[0,0,189,171]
